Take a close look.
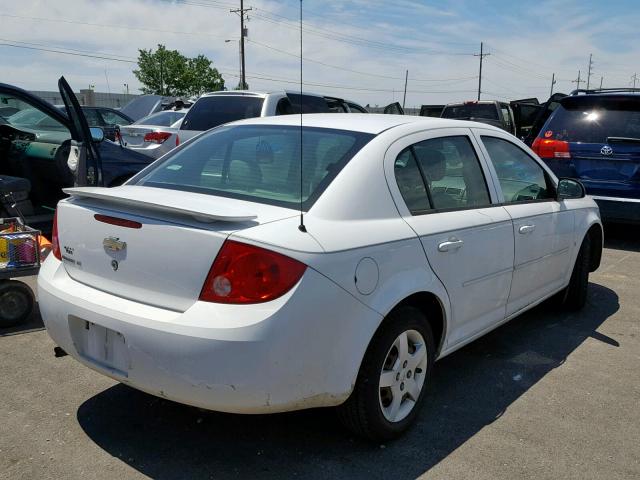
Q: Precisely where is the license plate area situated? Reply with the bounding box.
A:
[69,316,129,377]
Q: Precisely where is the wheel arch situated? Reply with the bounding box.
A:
[380,291,448,359]
[586,222,603,272]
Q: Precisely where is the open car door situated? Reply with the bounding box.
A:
[509,97,540,140]
[58,77,102,186]
[522,92,567,146]
[383,102,405,115]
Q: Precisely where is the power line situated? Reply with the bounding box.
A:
[0,14,477,85]
[0,40,480,96]
[248,39,478,83]
[0,42,138,63]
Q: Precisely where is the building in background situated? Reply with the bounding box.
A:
[29,90,138,108]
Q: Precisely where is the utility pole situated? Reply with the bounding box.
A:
[231,0,252,90]
[474,42,490,101]
[123,83,129,95]
[402,70,408,109]
[599,76,603,89]
[572,70,584,90]
[550,73,556,96]
[586,53,594,90]
[632,73,638,91]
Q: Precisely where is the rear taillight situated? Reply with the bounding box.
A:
[199,240,306,304]
[51,209,61,260]
[176,135,180,146]
[143,132,172,144]
[532,137,571,159]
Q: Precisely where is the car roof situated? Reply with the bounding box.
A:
[232,113,503,134]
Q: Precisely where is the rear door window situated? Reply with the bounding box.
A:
[99,109,132,125]
[481,136,553,203]
[394,136,491,213]
[181,96,264,131]
[286,94,330,113]
[82,108,102,127]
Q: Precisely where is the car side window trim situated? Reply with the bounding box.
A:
[481,134,557,202]
[470,128,559,204]
[392,133,497,217]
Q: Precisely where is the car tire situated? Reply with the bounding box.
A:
[0,280,35,328]
[337,305,435,441]
[559,235,591,311]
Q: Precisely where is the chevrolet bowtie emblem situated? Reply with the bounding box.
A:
[103,237,127,252]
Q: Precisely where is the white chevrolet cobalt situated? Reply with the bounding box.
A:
[39,114,603,440]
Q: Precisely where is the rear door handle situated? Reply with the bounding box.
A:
[519,224,536,234]
[438,237,464,252]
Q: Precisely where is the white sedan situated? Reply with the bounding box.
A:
[38,114,603,441]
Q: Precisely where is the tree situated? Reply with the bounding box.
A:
[184,55,225,96]
[133,45,225,96]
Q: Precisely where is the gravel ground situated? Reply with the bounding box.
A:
[1,224,639,480]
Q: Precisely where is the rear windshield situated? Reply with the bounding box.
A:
[543,97,640,143]
[134,111,185,127]
[442,104,499,120]
[134,125,374,209]
[180,96,264,131]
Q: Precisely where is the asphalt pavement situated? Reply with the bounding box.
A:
[1,224,639,480]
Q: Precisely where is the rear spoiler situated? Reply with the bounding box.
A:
[63,186,258,223]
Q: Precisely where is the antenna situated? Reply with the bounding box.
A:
[298,0,306,233]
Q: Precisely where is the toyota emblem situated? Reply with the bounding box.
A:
[600,145,613,156]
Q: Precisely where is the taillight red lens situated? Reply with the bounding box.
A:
[175,135,180,146]
[199,240,307,304]
[94,214,142,229]
[532,137,571,159]
[143,131,172,144]
[51,209,61,260]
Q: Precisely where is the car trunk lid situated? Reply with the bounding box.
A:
[57,186,296,311]
[119,126,159,147]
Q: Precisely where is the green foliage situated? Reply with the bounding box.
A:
[133,45,225,96]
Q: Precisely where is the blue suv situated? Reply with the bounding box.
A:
[531,89,640,224]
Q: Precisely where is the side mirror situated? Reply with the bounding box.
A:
[557,178,585,200]
[89,126,104,143]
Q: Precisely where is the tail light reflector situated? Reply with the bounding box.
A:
[532,137,571,159]
[200,240,306,304]
[143,131,172,144]
[51,209,61,260]
[176,135,180,146]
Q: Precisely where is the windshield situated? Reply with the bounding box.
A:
[6,107,66,131]
[134,111,186,127]
[134,124,374,209]
[543,98,640,143]
[442,104,499,120]
[180,96,264,131]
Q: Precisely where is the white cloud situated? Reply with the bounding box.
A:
[0,0,638,107]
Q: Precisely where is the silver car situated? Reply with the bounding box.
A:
[119,109,189,159]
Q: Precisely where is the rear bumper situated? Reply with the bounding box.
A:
[38,257,381,413]
[592,196,640,224]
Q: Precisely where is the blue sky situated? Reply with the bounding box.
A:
[0,0,639,106]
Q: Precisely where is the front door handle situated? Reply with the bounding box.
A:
[519,224,536,235]
[438,237,464,252]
